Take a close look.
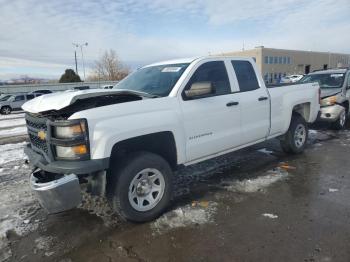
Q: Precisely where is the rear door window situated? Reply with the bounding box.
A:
[231,61,260,92]
[26,94,35,100]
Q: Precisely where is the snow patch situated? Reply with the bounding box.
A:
[0,126,27,137]
[152,202,217,233]
[308,130,318,135]
[0,142,27,165]
[0,113,24,120]
[262,213,278,219]
[221,167,288,193]
[329,188,339,193]
[0,118,25,128]
[35,236,54,251]
[257,148,274,155]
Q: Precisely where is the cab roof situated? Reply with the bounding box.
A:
[144,55,253,68]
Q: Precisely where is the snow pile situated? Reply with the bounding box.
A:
[221,167,288,193]
[0,118,26,128]
[262,213,278,219]
[152,202,217,233]
[0,142,27,165]
[0,126,27,137]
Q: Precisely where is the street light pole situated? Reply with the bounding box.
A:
[80,42,88,81]
[72,42,88,81]
[74,50,78,75]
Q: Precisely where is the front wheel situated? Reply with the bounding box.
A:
[0,106,11,115]
[280,114,308,154]
[332,109,346,130]
[108,152,173,222]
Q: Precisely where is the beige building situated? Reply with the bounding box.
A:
[223,46,350,83]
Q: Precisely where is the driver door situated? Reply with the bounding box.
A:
[12,95,25,110]
[179,60,241,162]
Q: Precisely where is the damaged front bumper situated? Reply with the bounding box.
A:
[30,169,82,214]
[318,104,345,122]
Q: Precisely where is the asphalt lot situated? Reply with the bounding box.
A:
[1,120,350,262]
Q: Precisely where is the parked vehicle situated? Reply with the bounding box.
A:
[23,56,320,222]
[280,74,304,84]
[299,68,350,129]
[30,90,53,96]
[102,85,114,89]
[73,86,90,90]
[0,93,38,114]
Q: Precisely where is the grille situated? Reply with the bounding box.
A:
[26,118,47,131]
[25,114,49,156]
[29,133,49,154]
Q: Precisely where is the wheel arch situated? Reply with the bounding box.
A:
[109,131,178,171]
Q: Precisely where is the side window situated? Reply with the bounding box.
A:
[14,95,24,101]
[26,94,35,100]
[347,74,350,87]
[231,60,260,92]
[185,61,231,97]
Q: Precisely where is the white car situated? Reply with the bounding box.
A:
[280,74,304,83]
[23,56,320,222]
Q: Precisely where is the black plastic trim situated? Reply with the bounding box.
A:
[24,144,109,175]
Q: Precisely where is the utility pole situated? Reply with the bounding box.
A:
[74,50,78,75]
[72,42,88,81]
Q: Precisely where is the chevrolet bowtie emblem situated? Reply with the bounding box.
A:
[38,130,46,140]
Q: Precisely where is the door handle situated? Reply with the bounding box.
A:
[226,101,239,107]
[258,96,268,101]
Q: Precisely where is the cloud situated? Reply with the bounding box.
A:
[0,0,349,79]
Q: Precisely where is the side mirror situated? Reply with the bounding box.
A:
[185,82,214,98]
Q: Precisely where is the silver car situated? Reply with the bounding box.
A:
[300,68,350,129]
[0,93,38,115]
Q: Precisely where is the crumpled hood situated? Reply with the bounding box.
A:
[22,89,150,114]
[320,88,342,99]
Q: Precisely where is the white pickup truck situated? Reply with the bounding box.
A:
[23,56,320,222]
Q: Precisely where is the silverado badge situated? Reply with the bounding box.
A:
[38,130,46,140]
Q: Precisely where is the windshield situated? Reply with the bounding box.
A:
[300,73,345,89]
[114,63,189,97]
[0,95,11,101]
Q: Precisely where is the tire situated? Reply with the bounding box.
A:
[280,114,308,154]
[332,109,346,130]
[108,151,173,222]
[0,106,11,115]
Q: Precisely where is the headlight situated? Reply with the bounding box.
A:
[321,96,337,106]
[51,119,89,160]
[53,121,86,139]
[55,145,88,159]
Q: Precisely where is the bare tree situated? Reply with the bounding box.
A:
[89,49,129,81]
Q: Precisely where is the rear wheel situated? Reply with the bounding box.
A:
[108,152,173,222]
[280,114,308,154]
[0,106,11,115]
[332,109,346,130]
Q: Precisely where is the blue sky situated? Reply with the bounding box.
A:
[0,0,350,80]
